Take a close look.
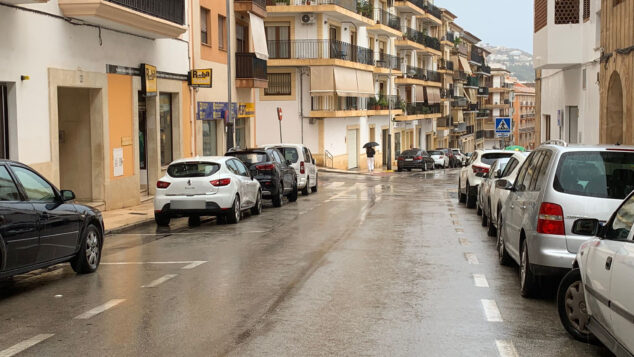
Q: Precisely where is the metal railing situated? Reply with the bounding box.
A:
[106,0,185,24]
[476,109,490,118]
[453,70,468,81]
[466,125,474,134]
[235,53,267,80]
[368,95,399,110]
[311,96,368,111]
[236,0,266,10]
[374,9,401,31]
[470,47,484,64]
[422,0,441,19]
[404,103,441,116]
[436,116,453,128]
[465,76,479,87]
[477,87,489,96]
[403,27,440,51]
[324,150,334,168]
[455,43,468,56]
[476,130,495,139]
[405,65,440,82]
[476,65,491,75]
[267,39,374,65]
[444,32,455,43]
[466,103,479,112]
[357,0,374,20]
[375,53,401,70]
[452,97,468,107]
[439,59,454,71]
[266,0,356,11]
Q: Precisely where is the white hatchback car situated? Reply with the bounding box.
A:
[260,144,318,195]
[154,157,262,226]
[459,150,516,208]
[428,150,449,169]
[557,191,634,354]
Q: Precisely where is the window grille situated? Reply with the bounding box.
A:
[265,73,292,96]
[555,0,580,25]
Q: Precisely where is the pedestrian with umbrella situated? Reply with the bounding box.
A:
[363,142,379,173]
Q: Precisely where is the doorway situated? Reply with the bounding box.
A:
[543,115,551,141]
[426,133,432,150]
[382,128,388,165]
[203,120,218,155]
[138,92,148,195]
[347,128,358,169]
[567,106,578,144]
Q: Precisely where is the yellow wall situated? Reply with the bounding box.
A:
[200,0,228,64]
[107,74,134,180]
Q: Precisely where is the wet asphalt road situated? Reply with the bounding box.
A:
[0,169,613,356]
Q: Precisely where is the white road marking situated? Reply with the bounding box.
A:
[495,340,519,357]
[459,238,469,246]
[142,274,178,288]
[181,261,207,269]
[74,299,126,319]
[101,261,207,270]
[465,253,479,265]
[481,299,503,322]
[0,334,54,357]
[473,274,489,288]
[327,181,345,188]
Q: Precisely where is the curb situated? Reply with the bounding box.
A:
[318,168,393,176]
[105,218,154,235]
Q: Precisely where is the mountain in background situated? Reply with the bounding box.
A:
[481,44,535,83]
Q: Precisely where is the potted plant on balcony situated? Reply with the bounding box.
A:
[378,95,388,110]
[276,0,290,5]
[453,37,461,46]
[368,96,378,110]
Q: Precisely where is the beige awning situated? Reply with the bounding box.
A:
[356,70,375,97]
[249,13,269,60]
[453,108,464,123]
[415,85,425,102]
[334,67,359,96]
[426,87,441,104]
[311,66,335,96]
[459,56,472,74]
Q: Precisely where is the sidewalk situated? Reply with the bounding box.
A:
[102,200,154,234]
[318,167,394,176]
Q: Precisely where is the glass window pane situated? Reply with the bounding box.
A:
[167,162,219,178]
[0,166,20,201]
[203,120,217,156]
[12,166,56,202]
[160,93,173,166]
[605,195,634,240]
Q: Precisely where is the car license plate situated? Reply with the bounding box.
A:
[171,200,205,209]
[405,158,413,161]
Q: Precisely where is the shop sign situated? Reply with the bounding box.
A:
[197,102,255,120]
[141,64,157,96]
[238,103,255,118]
[189,69,213,88]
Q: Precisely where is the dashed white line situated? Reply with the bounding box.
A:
[142,274,178,288]
[481,299,503,322]
[101,261,208,269]
[473,274,489,288]
[0,334,54,357]
[495,340,519,357]
[74,299,126,319]
[181,261,207,269]
[465,253,479,265]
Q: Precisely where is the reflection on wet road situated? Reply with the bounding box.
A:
[0,170,612,356]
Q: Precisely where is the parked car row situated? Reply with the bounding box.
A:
[461,141,634,355]
[154,144,317,226]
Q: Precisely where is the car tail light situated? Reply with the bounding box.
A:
[398,157,404,161]
[472,165,489,175]
[440,155,444,159]
[300,161,305,174]
[537,202,565,235]
[210,178,231,187]
[255,164,275,170]
[157,181,171,189]
[414,156,423,160]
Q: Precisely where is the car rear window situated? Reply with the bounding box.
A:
[167,162,220,177]
[276,147,299,163]
[429,150,443,155]
[229,153,268,165]
[401,150,420,156]
[553,151,634,199]
[481,153,514,165]
[452,150,460,154]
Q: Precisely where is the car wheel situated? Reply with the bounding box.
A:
[272,183,283,207]
[487,215,497,237]
[520,239,538,297]
[302,177,310,196]
[481,208,488,226]
[288,180,299,202]
[458,179,466,203]
[397,167,403,172]
[557,269,598,344]
[227,195,241,224]
[311,175,318,193]
[188,216,201,227]
[407,168,411,172]
[251,191,262,215]
[154,212,171,226]
[476,201,483,216]
[497,216,512,266]
[465,182,476,209]
[71,224,102,274]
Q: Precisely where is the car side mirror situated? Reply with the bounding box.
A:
[495,179,514,191]
[495,169,502,178]
[572,219,600,236]
[61,190,75,202]
[312,158,316,165]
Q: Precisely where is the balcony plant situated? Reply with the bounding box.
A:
[276,0,290,5]
[453,37,461,46]
[368,96,378,110]
[356,1,372,18]
[377,95,388,109]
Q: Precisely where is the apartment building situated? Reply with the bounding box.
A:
[599,0,633,145]
[533,0,601,145]
[513,83,537,149]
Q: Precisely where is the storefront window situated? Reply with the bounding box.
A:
[159,93,173,166]
[203,120,217,156]
[235,118,246,149]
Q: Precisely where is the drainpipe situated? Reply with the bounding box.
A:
[188,0,196,157]
[300,67,307,144]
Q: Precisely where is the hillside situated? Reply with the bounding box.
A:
[481,44,535,82]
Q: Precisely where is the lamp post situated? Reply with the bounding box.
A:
[225,0,234,150]
[376,35,394,171]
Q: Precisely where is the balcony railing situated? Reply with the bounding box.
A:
[422,1,441,19]
[405,65,440,82]
[466,125,474,134]
[465,77,479,88]
[403,27,440,51]
[453,70,468,81]
[477,87,489,96]
[476,109,490,118]
[236,0,267,11]
[520,114,536,119]
[470,47,484,64]
[439,59,454,71]
[440,88,452,99]
[476,130,495,140]
[376,53,401,70]
[267,39,374,66]
[311,96,367,111]
[476,65,491,75]
[452,97,468,107]
[236,53,267,80]
[437,116,453,127]
[455,42,468,56]
[266,0,356,11]
[466,103,478,112]
[443,32,455,43]
[106,0,185,24]
[373,9,401,31]
[368,95,399,110]
[404,103,441,116]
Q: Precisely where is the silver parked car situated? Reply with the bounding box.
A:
[496,142,634,297]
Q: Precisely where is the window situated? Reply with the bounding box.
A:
[265,24,291,59]
[265,73,292,96]
[500,158,518,178]
[544,115,551,141]
[533,151,553,191]
[605,195,634,240]
[271,150,284,164]
[236,23,248,53]
[234,160,250,177]
[229,152,267,165]
[303,147,312,163]
[0,166,20,201]
[202,120,217,156]
[515,152,535,192]
[218,15,226,50]
[277,147,299,163]
[583,0,590,20]
[225,159,240,175]
[200,7,210,45]
[167,162,220,177]
[12,166,56,202]
[159,93,173,166]
[555,0,580,25]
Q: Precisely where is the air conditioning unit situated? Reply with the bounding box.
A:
[301,14,315,24]
[308,118,317,125]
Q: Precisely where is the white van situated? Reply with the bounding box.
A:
[259,144,318,195]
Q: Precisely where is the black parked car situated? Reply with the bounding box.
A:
[226,148,298,207]
[0,161,104,278]
[397,149,436,172]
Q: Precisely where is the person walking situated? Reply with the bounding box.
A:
[366,145,376,173]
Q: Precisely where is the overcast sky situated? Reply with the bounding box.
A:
[434,0,533,53]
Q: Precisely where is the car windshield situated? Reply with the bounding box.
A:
[167,162,220,177]
[481,153,514,165]
[276,147,299,163]
[429,150,443,155]
[452,150,461,154]
[553,151,634,199]
[401,150,420,156]
[229,152,268,165]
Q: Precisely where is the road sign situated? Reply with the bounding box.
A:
[495,117,511,138]
[277,107,283,121]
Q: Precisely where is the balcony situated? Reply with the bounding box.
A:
[235,0,267,18]
[476,65,491,75]
[396,27,441,55]
[393,0,425,16]
[310,96,404,117]
[437,116,453,129]
[58,0,186,38]
[470,47,485,65]
[454,42,468,56]
[453,70,468,82]
[476,109,490,118]
[464,76,479,88]
[369,9,402,35]
[452,97,468,107]
[266,0,373,25]
[396,103,441,121]
[405,66,440,82]
[375,53,401,71]
[477,87,489,96]
[466,125,474,134]
[443,32,455,43]
[421,1,441,20]
[267,39,374,67]
[235,53,268,88]
[465,103,478,112]
[533,0,585,69]
[476,130,495,140]
[439,59,454,71]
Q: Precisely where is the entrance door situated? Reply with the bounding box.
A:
[426,133,432,150]
[347,129,358,169]
[567,106,578,144]
[329,27,340,59]
[203,120,218,155]
[0,84,9,159]
[395,132,401,157]
[138,92,148,195]
[236,118,247,149]
[382,129,388,165]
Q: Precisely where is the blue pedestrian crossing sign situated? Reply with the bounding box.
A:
[495,117,512,138]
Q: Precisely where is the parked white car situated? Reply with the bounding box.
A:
[459,150,515,208]
[260,144,318,195]
[429,150,449,169]
[477,157,511,233]
[557,191,634,355]
[154,157,262,226]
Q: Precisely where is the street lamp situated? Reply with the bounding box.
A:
[376,35,394,171]
[225,0,234,151]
